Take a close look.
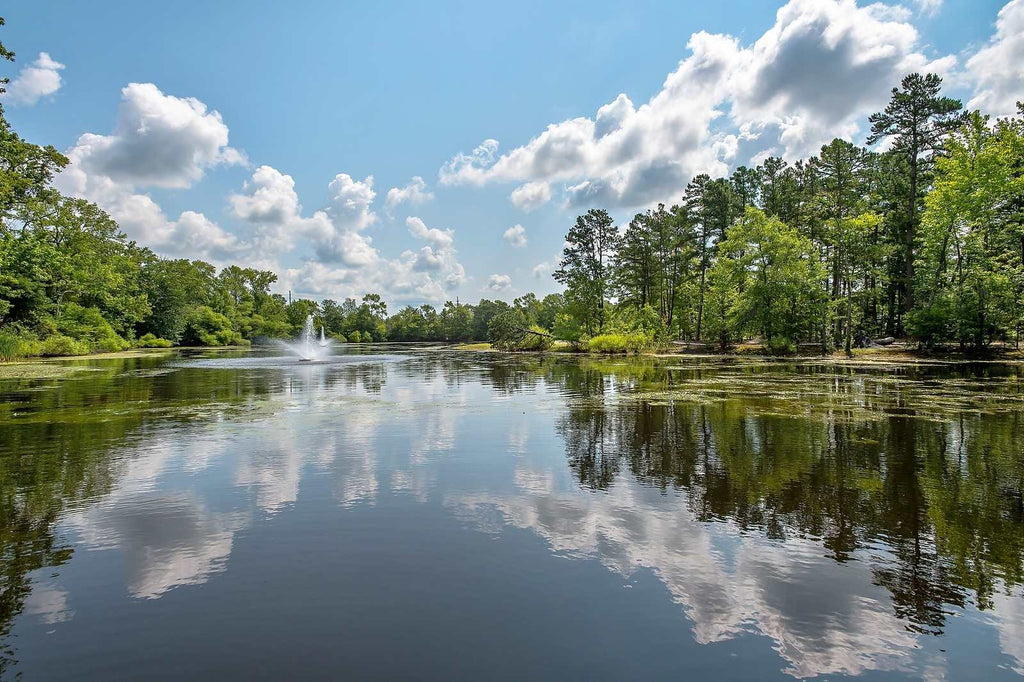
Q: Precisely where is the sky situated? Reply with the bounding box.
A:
[2,0,1021,307]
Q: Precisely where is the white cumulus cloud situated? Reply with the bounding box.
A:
[509,181,552,211]
[385,176,434,211]
[487,274,512,291]
[54,83,250,263]
[503,224,527,247]
[438,0,958,208]
[65,82,245,189]
[2,52,64,106]
[966,0,1024,117]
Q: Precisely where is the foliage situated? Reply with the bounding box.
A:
[0,331,22,360]
[587,332,652,354]
[552,312,585,345]
[180,306,246,347]
[38,334,89,357]
[554,209,617,335]
[57,303,130,352]
[487,310,552,351]
[136,333,173,348]
[713,208,827,347]
[763,336,797,356]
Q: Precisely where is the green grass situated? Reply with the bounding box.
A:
[454,342,492,351]
[587,332,652,354]
[0,332,23,362]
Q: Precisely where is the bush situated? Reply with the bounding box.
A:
[763,336,797,356]
[137,333,173,348]
[39,334,90,357]
[348,330,362,343]
[95,335,131,352]
[58,303,130,352]
[181,306,245,346]
[906,298,953,348]
[607,304,667,341]
[588,332,652,354]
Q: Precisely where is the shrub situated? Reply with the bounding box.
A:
[137,333,173,348]
[763,336,797,356]
[58,303,130,352]
[181,306,245,346]
[95,335,131,352]
[906,298,953,348]
[39,334,90,357]
[347,330,362,343]
[0,327,45,359]
[588,332,652,354]
[607,305,667,341]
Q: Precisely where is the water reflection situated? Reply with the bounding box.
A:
[0,350,1022,679]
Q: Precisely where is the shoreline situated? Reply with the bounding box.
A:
[452,342,1024,365]
[4,342,1022,368]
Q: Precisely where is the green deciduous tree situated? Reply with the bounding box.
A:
[554,209,618,335]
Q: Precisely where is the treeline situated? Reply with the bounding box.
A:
[547,74,1024,355]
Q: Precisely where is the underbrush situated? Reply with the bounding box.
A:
[587,332,653,354]
[0,332,24,361]
[39,334,90,357]
[762,337,798,356]
[136,333,174,348]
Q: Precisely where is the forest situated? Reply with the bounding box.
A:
[1,17,1022,359]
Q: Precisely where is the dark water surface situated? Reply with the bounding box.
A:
[1,347,1022,680]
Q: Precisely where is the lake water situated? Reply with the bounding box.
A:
[1,347,1022,680]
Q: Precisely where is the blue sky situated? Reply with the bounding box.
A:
[2,0,1019,306]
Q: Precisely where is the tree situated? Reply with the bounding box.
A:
[139,259,217,342]
[837,213,884,355]
[731,166,760,210]
[440,300,473,341]
[554,209,617,335]
[613,210,658,310]
[868,73,964,323]
[684,175,716,340]
[715,208,827,346]
[911,110,1023,349]
[321,299,346,337]
[285,298,319,333]
[811,138,870,346]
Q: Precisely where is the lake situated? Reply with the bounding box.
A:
[1,347,1022,680]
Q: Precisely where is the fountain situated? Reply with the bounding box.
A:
[278,314,333,362]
